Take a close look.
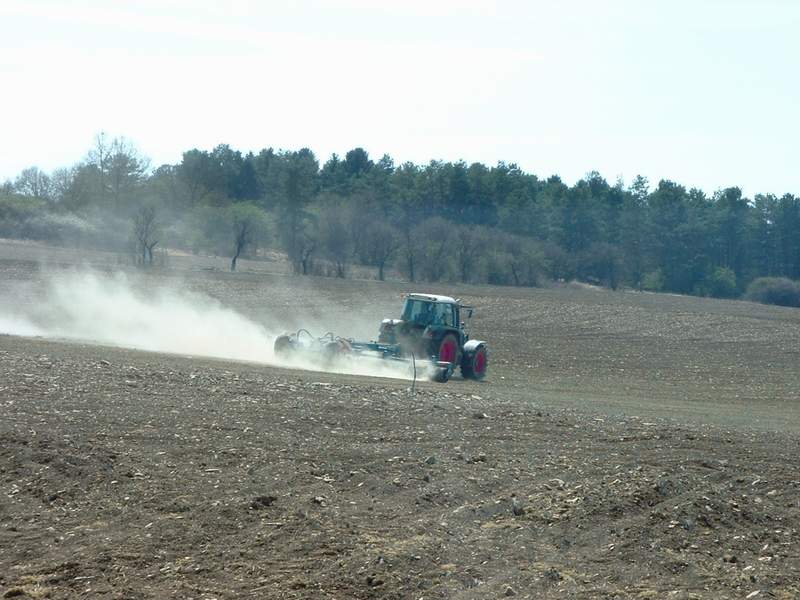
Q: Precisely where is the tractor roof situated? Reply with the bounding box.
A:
[406,293,458,304]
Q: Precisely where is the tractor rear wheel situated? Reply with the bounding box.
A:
[461,345,488,380]
[436,333,459,365]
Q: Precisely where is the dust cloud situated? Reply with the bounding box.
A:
[0,271,413,381]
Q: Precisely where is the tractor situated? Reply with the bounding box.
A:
[377,293,488,381]
[273,293,488,383]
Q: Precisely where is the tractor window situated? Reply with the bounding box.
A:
[432,303,454,327]
[402,299,431,324]
[402,299,455,327]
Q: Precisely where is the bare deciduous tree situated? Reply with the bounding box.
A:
[87,132,150,208]
[360,221,400,281]
[454,225,485,283]
[14,167,52,200]
[132,205,159,266]
[49,167,75,204]
[318,202,352,278]
[87,132,111,203]
[415,218,454,282]
[297,230,317,275]
[231,220,251,272]
[505,235,546,286]
[229,203,269,272]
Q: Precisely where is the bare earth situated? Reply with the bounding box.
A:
[1,241,800,599]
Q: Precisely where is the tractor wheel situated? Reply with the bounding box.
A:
[436,333,459,365]
[274,335,294,356]
[461,345,488,380]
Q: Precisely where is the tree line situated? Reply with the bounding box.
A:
[2,134,799,303]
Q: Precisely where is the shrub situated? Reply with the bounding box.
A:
[705,266,738,298]
[744,277,800,308]
[542,242,574,281]
[484,249,515,286]
[413,218,455,282]
[642,269,665,292]
[578,242,622,289]
[0,195,47,238]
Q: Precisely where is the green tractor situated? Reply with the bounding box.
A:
[377,293,488,382]
[273,293,488,383]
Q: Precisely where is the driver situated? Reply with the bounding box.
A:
[421,303,435,325]
[431,303,446,326]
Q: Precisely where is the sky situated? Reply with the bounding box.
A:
[1,0,798,197]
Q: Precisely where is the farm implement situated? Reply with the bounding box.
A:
[273,293,488,383]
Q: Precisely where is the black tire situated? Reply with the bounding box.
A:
[274,335,294,356]
[431,365,450,383]
[461,345,488,380]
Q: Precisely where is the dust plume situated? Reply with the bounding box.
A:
[0,271,412,381]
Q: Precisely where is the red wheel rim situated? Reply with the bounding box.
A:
[474,349,486,374]
[439,338,457,363]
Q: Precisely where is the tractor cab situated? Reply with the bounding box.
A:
[400,294,461,329]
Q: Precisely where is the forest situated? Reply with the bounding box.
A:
[2,134,799,305]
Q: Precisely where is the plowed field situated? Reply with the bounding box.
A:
[2,241,799,599]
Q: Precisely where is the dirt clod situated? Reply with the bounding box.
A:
[511,497,526,516]
[250,495,276,510]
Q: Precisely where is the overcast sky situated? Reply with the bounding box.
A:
[1,0,798,197]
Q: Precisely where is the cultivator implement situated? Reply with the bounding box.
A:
[273,328,454,382]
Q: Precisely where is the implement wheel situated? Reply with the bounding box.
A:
[274,335,294,356]
[461,345,488,380]
[431,365,451,383]
[323,339,351,362]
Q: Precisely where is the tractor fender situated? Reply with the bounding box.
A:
[462,339,487,357]
[461,339,488,380]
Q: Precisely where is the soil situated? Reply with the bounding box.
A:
[1,240,800,599]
